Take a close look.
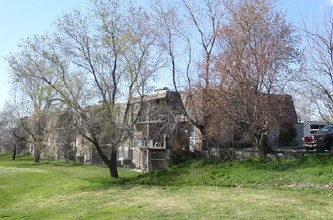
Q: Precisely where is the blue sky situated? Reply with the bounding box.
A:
[281,0,330,24]
[0,0,89,109]
[0,0,332,109]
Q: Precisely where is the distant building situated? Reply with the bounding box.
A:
[117,87,188,171]
[16,88,300,171]
[302,121,328,135]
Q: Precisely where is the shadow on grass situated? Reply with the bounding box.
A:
[76,161,194,190]
[76,175,142,192]
[0,153,32,161]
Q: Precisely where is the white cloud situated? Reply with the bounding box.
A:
[330,0,333,6]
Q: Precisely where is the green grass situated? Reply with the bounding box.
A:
[1,153,333,219]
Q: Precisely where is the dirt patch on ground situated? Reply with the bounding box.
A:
[283,182,333,189]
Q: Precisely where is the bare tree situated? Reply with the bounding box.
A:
[0,104,17,157]
[5,59,57,162]
[209,0,301,154]
[7,0,162,177]
[153,0,226,151]
[301,9,333,122]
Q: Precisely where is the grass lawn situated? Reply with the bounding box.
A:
[1,153,333,219]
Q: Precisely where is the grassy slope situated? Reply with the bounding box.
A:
[0,153,333,219]
[135,156,333,188]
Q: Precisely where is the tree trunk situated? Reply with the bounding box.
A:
[93,140,119,178]
[12,144,17,160]
[255,133,271,157]
[34,150,41,163]
[109,150,119,178]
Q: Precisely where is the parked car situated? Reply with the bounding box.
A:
[302,125,333,151]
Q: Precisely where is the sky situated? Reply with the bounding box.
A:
[0,0,332,110]
[0,0,90,109]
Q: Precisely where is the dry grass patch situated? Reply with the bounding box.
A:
[0,165,46,174]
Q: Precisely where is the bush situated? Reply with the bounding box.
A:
[169,149,196,166]
[122,158,132,167]
[279,123,297,146]
[76,156,85,164]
